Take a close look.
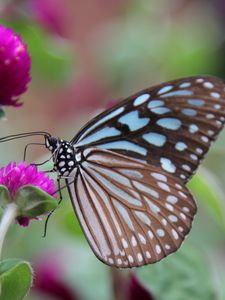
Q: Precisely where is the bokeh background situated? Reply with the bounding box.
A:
[1,0,225,299]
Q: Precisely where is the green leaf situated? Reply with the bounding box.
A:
[136,246,215,300]
[188,168,225,231]
[15,185,57,218]
[0,258,33,300]
[0,186,11,208]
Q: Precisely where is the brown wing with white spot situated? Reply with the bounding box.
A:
[73,76,225,183]
[66,148,196,268]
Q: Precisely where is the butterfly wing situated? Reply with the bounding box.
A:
[73,76,225,182]
[66,148,196,268]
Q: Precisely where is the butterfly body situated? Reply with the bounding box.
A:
[45,136,76,176]
[44,76,225,268]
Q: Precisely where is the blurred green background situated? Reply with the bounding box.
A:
[1,0,225,299]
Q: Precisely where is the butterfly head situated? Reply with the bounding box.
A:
[44,135,60,152]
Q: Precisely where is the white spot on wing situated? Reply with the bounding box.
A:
[131,236,137,246]
[155,245,161,254]
[166,195,178,204]
[128,255,134,263]
[157,229,165,237]
[133,93,150,106]
[146,251,151,258]
[157,182,170,192]
[189,124,198,133]
[160,157,176,173]
[137,253,143,262]
[138,233,147,244]
[201,136,209,143]
[148,230,154,239]
[175,142,187,151]
[172,229,179,240]
[168,215,178,222]
[122,238,128,248]
[151,172,167,182]
[210,92,220,98]
[203,82,214,89]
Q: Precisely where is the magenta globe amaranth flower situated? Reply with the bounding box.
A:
[0,162,57,226]
[0,162,55,198]
[0,25,31,106]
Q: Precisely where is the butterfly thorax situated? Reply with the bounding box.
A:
[45,135,76,176]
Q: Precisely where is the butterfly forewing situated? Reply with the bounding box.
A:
[66,148,196,268]
[73,76,225,182]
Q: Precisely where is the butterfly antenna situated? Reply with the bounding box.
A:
[0,131,51,143]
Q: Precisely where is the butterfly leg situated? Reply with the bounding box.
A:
[42,176,62,237]
[42,171,77,237]
[57,177,63,204]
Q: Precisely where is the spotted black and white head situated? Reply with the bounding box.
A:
[44,135,76,176]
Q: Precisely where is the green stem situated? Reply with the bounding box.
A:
[0,203,18,259]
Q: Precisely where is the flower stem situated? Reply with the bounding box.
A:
[0,203,18,259]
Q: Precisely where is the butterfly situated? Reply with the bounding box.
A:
[9,76,225,268]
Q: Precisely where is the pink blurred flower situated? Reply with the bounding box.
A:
[29,0,70,38]
[33,251,81,300]
[0,25,31,106]
[126,273,155,300]
[0,162,55,226]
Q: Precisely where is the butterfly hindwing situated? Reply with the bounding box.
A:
[66,148,196,268]
[73,76,225,182]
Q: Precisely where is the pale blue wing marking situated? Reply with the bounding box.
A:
[187,99,205,106]
[147,100,165,109]
[77,107,124,142]
[175,142,187,151]
[157,118,181,130]
[77,127,121,146]
[97,140,147,156]
[150,107,171,114]
[142,132,166,147]
[133,94,150,106]
[157,85,173,95]
[118,111,150,131]
[181,109,197,117]
[161,90,193,97]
